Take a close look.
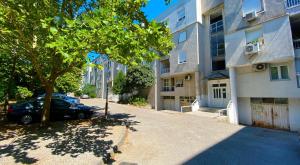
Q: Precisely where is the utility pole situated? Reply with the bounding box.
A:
[104,60,110,118]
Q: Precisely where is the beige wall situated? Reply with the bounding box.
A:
[225,16,295,67]
[236,61,300,98]
[224,0,286,34]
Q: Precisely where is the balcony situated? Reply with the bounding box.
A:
[160,59,170,75]
[210,20,224,34]
[286,0,300,15]
[161,68,170,74]
[162,86,175,92]
[286,0,300,8]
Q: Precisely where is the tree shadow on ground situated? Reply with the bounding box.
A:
[0,113,139,164]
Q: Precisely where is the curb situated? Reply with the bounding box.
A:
[102,125,129,164]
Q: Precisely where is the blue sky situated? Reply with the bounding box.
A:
[143,0,178,20]
[88,0,178,61]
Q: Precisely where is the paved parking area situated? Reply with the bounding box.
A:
[82,99,300,165]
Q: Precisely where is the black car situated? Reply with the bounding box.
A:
[7,98,94,124]
[37,93,80,104]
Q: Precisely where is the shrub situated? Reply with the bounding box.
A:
[82,84,97,98]
[15,86,33,101]
[112,71,126,95]
[128,96,148,106]
[74,90,82,97]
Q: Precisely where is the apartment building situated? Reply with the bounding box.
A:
[224,0,300,131]
[153,0,300,131]
[83,56,127,100]
[154,0,230,112]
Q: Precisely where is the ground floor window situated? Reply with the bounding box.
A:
[162,96,175,99]
[212,83,227,99]
[251,98,288,104]
[270,64,289,81]
[180,96,196,106]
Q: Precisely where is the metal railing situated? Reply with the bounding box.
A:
[286,0,300,8]
[294,39,300,49]
[161,68,170,74]
[180,99,199,113]
[161,86,175,92]
[210,20,224,33]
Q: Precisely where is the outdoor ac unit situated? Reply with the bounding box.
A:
[245,43,260,56]
[185,75,191,80]
[245,11,257,22]
[253,63,267,72]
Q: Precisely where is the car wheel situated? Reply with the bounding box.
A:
[77,112,86,120]
[21,114,33,125]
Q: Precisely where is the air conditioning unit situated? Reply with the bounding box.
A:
[245,11,257,22]
[185,75,192,80]
[253,63,267,72]
[245,43,260,56]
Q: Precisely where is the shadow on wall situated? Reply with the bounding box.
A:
[0,113,139,164]
[183,126,300,165]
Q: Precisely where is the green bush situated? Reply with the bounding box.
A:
[128,96,148,106]
[15,86,33,101]
[112,71,126,95]
[74,90,82,97]
[82,84,97,98]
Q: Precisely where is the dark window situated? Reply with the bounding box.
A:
[212,60,226,71]
[52,99,70,108]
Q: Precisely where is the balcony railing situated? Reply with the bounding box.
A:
[210,20,224,34]
[294,39,300,49]
[286,0,300,8]
[161,68,170,74]
[162,86,175,92]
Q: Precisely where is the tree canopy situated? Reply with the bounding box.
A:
[0,0,174,124]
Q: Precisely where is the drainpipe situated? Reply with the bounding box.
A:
[229,67,239,124]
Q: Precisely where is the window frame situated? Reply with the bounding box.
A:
[178,31,187,43]
[270,64,290,81]
[176,79,184,87]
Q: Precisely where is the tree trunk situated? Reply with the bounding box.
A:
[41,85,54,127]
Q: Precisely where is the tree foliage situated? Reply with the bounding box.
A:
[55,68,82,93]
[0,0,174,124]
[125,65,154,93]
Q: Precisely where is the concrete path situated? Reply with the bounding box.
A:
[82,99,300,165]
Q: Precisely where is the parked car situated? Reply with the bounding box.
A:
[38,93,80,104]
[7,98,94,124]
[80,94,90,99]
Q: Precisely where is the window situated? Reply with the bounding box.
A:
[178,51,187,64]
[176,79,184,87]
[212,83,227,99]
[180,96,196,106]
[270,64,290,80]
[162,96,175,99]
[211,33,225,57]
[246,27,263,44]
[212,60,226,71]
[177,9,185,22]
[242,0,263,15]
[178,31,187,43]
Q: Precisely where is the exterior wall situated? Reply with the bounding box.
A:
[225,16,295,67]
[156,0,201,32]
[169,23,200,74]
[289,98,300,131]
[224,0,286,34]
[237,97,252,125]
[236,61,300,98]
[201,0,224,14]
